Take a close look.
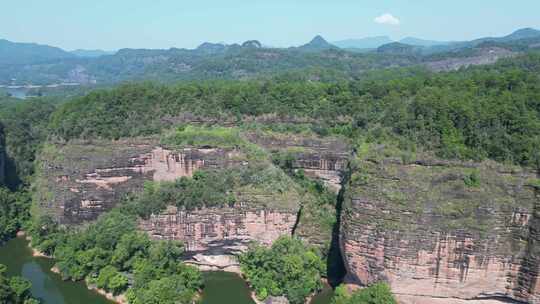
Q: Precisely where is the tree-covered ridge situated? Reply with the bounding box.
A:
[0,96,58,188]
[49,53,540,167]
[0,39,418,85]
[3,28,540,86]
[28,209,202,304]
[239,236,326,304]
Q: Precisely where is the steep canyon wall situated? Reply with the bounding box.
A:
[340,158,539,303]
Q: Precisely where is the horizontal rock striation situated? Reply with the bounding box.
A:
[139,205,298,269]
[35,138,302,269]
[35,140,247,224]
[340,158,539,303]
[246,132,350,191]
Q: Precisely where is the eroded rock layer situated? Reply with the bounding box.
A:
[139,205,298,270]
[35,140,247,224]
[340,158,539,303]
[246,132,349,191]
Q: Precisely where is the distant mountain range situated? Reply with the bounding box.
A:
[70,49,116,58]
[333,36,393,49]
[332,28,540,50]
[0,39,75,65]
[0,39,116,65]
[332,36,450,49]
[0,27,539,86]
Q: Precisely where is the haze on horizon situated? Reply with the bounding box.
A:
[2,0,540,51]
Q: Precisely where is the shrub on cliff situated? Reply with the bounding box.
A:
[129,163,297,219]
[161,125,244,149]
[239,236,325,304]
[331,283,397,304]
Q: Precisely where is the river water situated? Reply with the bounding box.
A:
[0,238,333,304]
[0,237,112,304]
[0,237,332,304]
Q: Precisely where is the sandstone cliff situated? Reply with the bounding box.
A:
[34,139,249,224]
[246,131,349,192]
[139,205,298,271]
[32,135,304,268]
[33,130,349,271]
[340,155,539,303]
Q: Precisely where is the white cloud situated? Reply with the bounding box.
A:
[374,13,400,26]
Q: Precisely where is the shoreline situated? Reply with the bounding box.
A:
[88,285,128,304]
[191,261,328,304]
[16,231,52,259]
[17,232,126,304]
[17,234,327,304]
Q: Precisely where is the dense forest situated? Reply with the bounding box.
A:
[0,52,539,303]
[239,237,326,304]
[50,53,540,167]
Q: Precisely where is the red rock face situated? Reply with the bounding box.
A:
[139,205,298,268]
[139,205,297,251]
[38,141,246,224]
[340,160,539,303]
[39,140,300,269]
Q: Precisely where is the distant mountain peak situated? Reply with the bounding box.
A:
[299,35,337,51]
[309,35,330,45]
[196,42,227,54]
[241,40,262,48]
[507,27,540,40]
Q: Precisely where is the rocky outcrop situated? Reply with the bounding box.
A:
[35,138,302,269]
[246,132,349,191]
[427,47,515,71]
[35,140,247,224]
[139,205,298,269]
[340,158,539,303]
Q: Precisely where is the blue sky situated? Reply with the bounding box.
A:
[1,0,540,50]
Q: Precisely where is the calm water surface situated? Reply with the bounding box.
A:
[0,237,332,304]
[0,237,112,304]
[201,271,255,304]
[200,271,333,304]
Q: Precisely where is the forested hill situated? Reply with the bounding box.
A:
[2,28,540,86]
[49,53,540,168]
